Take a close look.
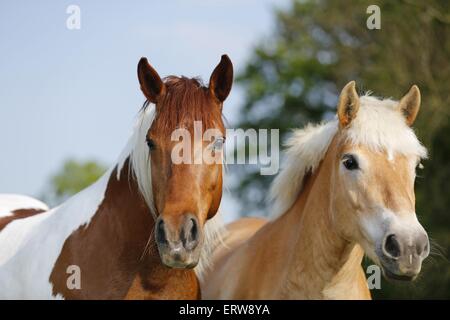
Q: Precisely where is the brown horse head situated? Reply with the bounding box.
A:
[136,55,232,268]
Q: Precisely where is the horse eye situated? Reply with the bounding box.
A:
[342,154,359,170]
[146,138,156,150]
[213,137,225,150]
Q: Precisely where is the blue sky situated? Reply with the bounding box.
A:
[0,1,288,217]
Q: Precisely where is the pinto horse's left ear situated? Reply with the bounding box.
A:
[209,55,233,103]
[337,81,360,127]
[398,85,421,126]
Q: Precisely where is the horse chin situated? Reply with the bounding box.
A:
[159,252,200,269]
[361,243,417,282]
[163,261,197,269]
[162,259,198,269]
[377,257,418,282]
[380,265,416,282]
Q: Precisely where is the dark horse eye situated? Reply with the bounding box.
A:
[342,154,359,170]
[146,138,156,150]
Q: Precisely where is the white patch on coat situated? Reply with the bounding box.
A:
[0,105,151,299]
[0,194,48,217]
[0,172,111,299]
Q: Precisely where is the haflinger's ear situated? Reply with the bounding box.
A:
[137,57,165,104]
[337,81,360,128]
[397,85,421,126]
[209,54,233,103]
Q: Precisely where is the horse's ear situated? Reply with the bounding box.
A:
[397,85,421,126]
[137,57,165,103]
[337,81,360,127]
[209,54,233,103]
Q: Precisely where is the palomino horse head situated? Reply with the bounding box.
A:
[136,55,232,268]
[331,81,429,280]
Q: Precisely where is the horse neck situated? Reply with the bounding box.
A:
[50,158,197,299]
[278,148,365,299]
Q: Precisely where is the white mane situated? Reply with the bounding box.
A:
[269,94,428,218]
[116,103,224,278]
[117,105,157,218]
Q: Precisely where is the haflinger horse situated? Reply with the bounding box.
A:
[201,81,430,300]
[0,55,233,299]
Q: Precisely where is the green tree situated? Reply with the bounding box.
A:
[43,159,107,206]
[233,0,450,298]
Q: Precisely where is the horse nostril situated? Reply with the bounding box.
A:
[416,234,429,256]
[156,219,168,245]
[189,218,198,242]
[384,234,401,258]
[182,217,199,250]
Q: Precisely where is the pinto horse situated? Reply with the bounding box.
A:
[201,82,430,299]
[0,55,233,299]
[0,194,49,232]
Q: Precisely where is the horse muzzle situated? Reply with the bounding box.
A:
[154,213,202,269]
[377,230,430,281]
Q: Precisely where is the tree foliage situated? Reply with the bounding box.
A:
[44,159,107,205]
[233,0,450,298]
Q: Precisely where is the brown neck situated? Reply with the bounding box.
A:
[50,158,198,299]
[277,152,365,299]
